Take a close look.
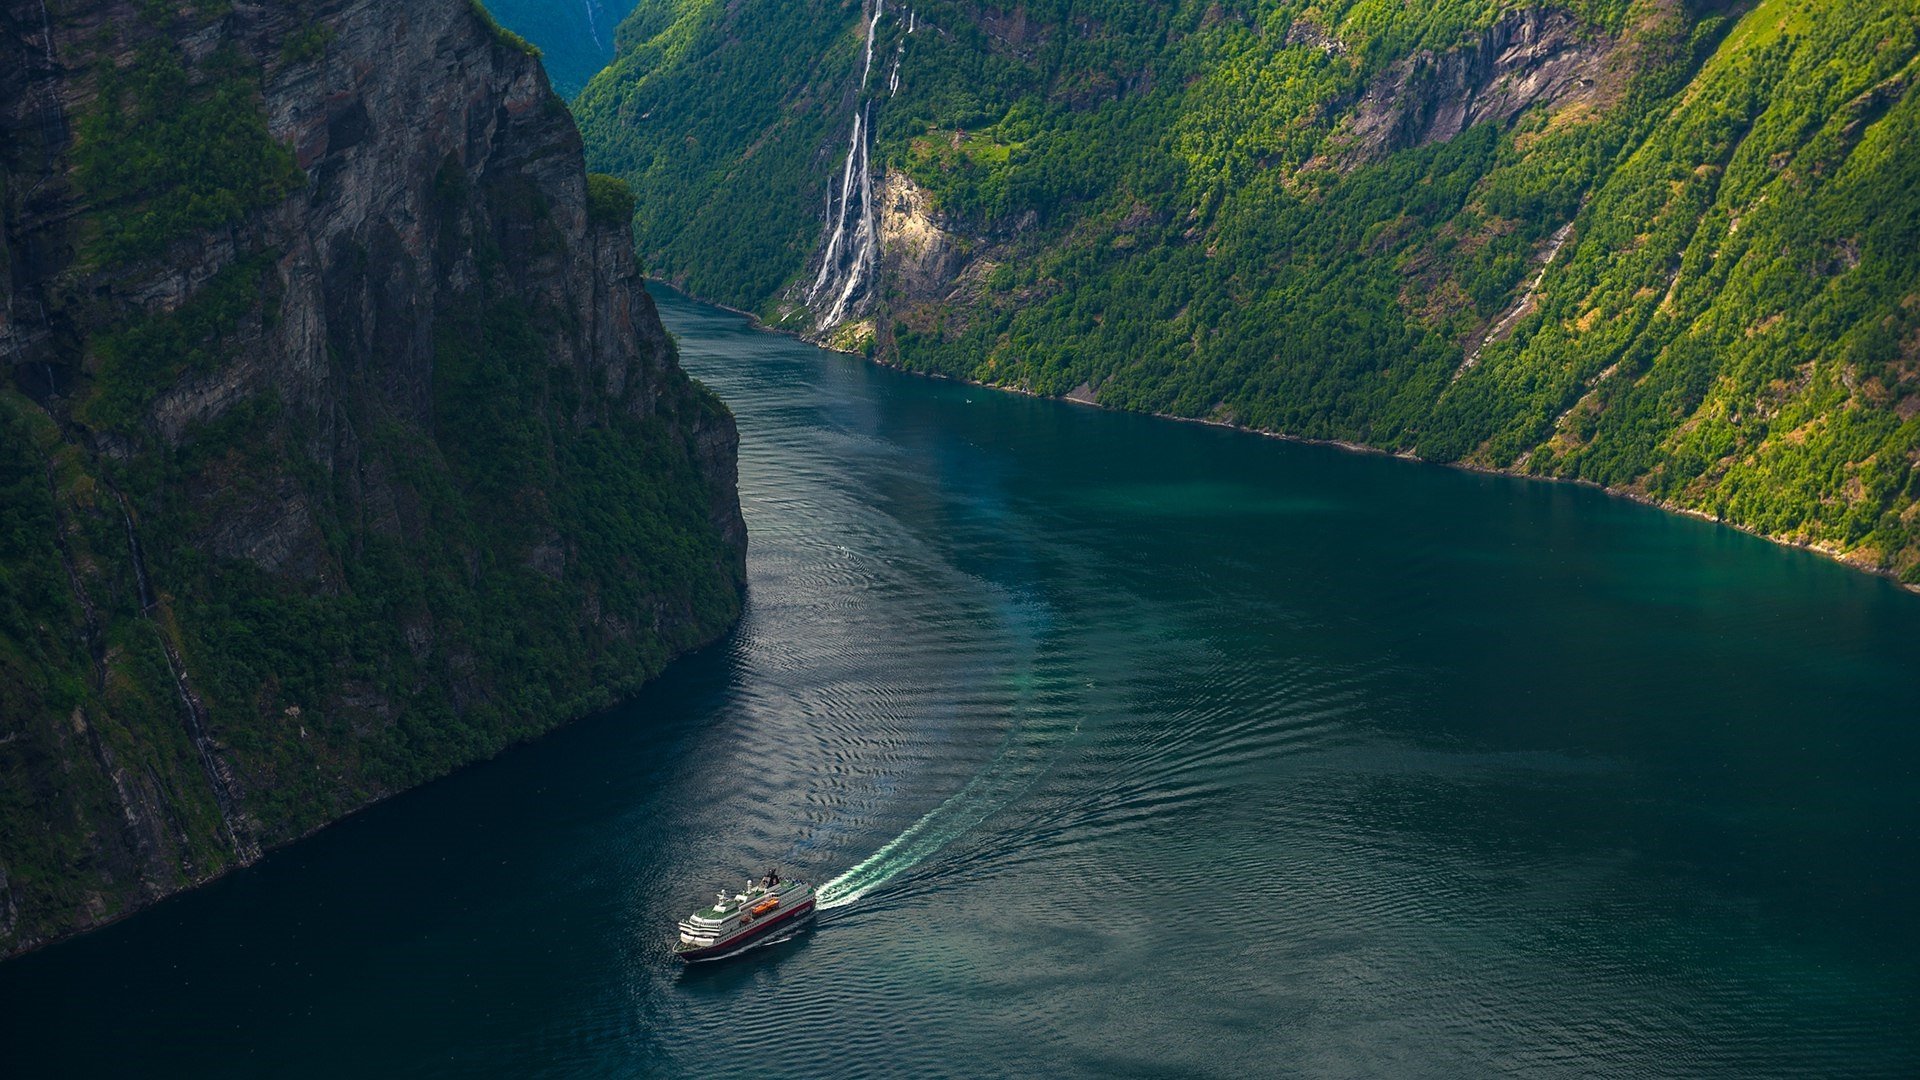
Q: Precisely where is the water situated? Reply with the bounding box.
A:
[4,287,1917,1077]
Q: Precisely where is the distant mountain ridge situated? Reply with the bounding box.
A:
[0,0,744,957]
[574,0,1920,585]
[482,0,640,97]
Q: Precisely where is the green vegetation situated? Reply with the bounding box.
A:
[587,172,638,226]
[0,404,88,836]
[81,255,275,432]
[575,0,849,298]
[73,39,302,265]
[577,0,1920,580]
[278,24,335,65]
[1,0,744,954]
[0,388,238,942]
[469,0,544,58]
[95,284,743,830]
[1431,0,1920,575]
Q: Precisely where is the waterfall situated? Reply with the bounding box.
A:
[822,104,877,329]
[807,109,865,304]
[861,0,885,87]
[116,494,259,864]
[120,500,156,613]
[583,0,602,50]
[39,0,56,64]
[1451,219,1577,383]
[805,3,915,331]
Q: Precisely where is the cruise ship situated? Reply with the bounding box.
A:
[673,869,816,962]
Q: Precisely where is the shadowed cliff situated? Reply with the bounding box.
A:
[0,0,745,956]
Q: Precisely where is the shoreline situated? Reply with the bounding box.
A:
[647,280,1920,598]
[0,623,744,964]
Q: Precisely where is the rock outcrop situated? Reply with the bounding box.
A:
[1344,7,1620,160]
[877,172,966,307]
[0,0,745,958]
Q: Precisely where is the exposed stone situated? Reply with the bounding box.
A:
[1344,8,1618,160]
[878,171,966,307]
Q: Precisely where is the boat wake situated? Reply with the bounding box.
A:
[815,661,1079,910]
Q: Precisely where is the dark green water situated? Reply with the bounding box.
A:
[4,287,1917,1077]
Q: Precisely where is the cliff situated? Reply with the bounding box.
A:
[576,0,1920,585]
[0,0,745,957]
[1339,7,1622,161]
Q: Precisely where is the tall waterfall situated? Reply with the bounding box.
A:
[582,0,602,50]
[806,1,914,332]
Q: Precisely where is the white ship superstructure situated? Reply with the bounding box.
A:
[674,870,816,961]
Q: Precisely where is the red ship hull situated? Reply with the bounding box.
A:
[673,897,817,962]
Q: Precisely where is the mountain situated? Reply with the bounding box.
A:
[480,0,640,97]
[574,0,1920,585]
[0,0,745,957]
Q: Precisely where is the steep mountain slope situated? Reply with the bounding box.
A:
[0,0,745,956]
[481,0,640,97]
[575,0,1920,583]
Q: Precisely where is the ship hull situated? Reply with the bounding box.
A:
[674,897,817,962]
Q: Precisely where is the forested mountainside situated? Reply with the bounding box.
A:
[575,0,1920,584]
[482,0,639,97]
[0,0,745,957]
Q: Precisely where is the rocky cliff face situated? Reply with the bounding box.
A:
[1341,7,1621,161]
[0,0,745,957]
[869,168,1025,358]
[877,171,967,310]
